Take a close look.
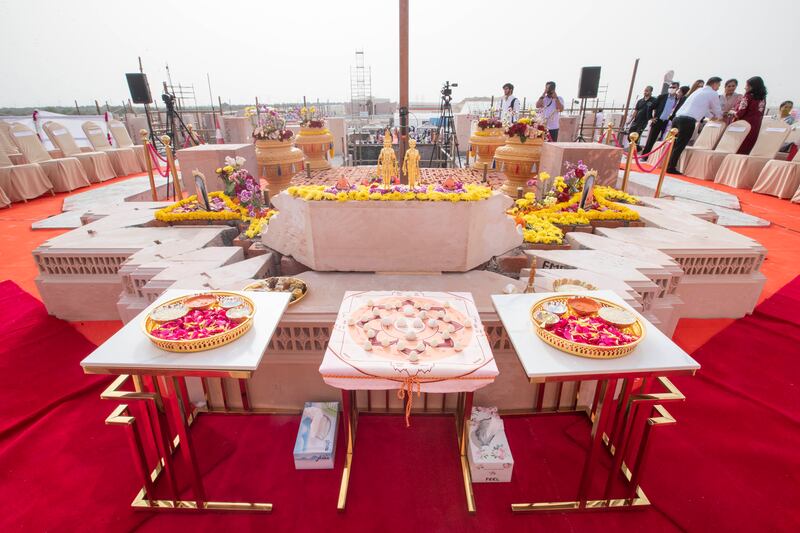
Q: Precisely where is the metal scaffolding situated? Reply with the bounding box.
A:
[349,50,373,122]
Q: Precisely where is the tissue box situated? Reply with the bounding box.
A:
[293,401,339,470]
[467,407,514,483]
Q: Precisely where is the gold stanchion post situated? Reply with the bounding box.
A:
[605,122,614,145]
[161,135,183,200]
[140,129,158,201]
[620,132,638,193]
[654,128,678,198]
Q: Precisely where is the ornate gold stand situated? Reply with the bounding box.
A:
[493,136,544,196]
[337,389,476,513]
[254,139,305,193]
[509,375,685,512]
[469,129,506,170]
[295,127,334,170]
[102,373,288,512]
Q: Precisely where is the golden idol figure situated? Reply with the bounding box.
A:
[376,130,398,187]
[402,138,421,189]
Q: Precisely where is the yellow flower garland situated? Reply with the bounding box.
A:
[243,210,277,239]
[155,192,245,223]
[510,185,640,244]
[286,184,493,203]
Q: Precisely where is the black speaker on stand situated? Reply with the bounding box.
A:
[125,73,157,146]
[576,66,601,142]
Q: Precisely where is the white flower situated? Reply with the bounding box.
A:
[235,156,246,167]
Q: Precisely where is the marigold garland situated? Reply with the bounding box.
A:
[155,192,277,240]
[508,185,641,244]
[285,184,493,203]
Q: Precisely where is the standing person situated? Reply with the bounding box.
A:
[720,79,743,123]
[687,79,705,97]
[497,83,521,123]
[628,86,657,145]
[667,77,723,174]
[642,81,680,157]
[733,76,768,155]
[536,81,565,140]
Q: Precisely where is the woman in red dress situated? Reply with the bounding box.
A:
[734,76,767,154]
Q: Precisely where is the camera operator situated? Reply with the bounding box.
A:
[536,81,564,140]
[497,83,521,123]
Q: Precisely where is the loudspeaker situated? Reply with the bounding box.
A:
[126,73,152,104]
[578,66,601,99]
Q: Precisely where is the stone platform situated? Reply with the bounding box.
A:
[264,191,521,273]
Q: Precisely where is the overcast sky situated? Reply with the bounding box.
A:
[1,0,797,109]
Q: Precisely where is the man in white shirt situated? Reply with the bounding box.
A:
[667,76,723,174]
[497,83,521,123]
[536,81,565,141]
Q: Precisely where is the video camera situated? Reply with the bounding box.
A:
[441,81,458,99]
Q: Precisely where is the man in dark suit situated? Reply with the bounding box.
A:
[642,81,680,157]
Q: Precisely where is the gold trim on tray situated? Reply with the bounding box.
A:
[530,295,645,359]
[142,292,256,353]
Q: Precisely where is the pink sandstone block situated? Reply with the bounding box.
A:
[177,143,257,194]
[263,192,522,273]
[539,142,622,186]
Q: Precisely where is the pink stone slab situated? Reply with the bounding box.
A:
[263,192,522,273]
[539,142,623,186]
[176,143,256,193]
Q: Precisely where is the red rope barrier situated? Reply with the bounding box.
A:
[147,144,170,177]
[636,136,671,158]
[149,143,167,163]
[631,140,672,173]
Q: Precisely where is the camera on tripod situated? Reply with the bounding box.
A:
[161,92,176,109]
[441,81,458,101]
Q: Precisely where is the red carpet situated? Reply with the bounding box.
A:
[1,278,799,532]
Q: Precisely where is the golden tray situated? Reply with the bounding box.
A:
[143,291,256,353]
[530,295,645,359]
[243,277,308,305]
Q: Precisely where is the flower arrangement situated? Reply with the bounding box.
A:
[286,181,493,202]
[507,166,641,244]
[243,210,277,239]
[299,105,326,129]
[505,110,547,143]
[253,107,294,141]
[215,156,268,218]
[155,191,278,240]
[476,117,503,130]
[155,192,244,222]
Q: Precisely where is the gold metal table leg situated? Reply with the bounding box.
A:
[460,391,476,514]
[337,389,355,511]
[511,377,684,513]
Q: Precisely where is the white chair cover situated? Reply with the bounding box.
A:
[752,160,800,199]
[108,120,147,170]
[0,184,10,207]
[0,121,22,157]
[682,120,752,180]
[714,119,791,188]
[82,121,142,175]
[0,147,54,202]
[43,121,117,183]
[675,120,726,171]
[9,123,90,193]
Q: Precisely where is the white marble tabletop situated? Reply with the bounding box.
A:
[491,290,700,382]
[81,289,290,377]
